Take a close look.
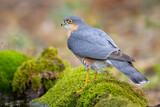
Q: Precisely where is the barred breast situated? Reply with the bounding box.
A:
[76,55,112,72]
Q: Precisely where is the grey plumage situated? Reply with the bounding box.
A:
[67,27,120,60]
[109,59,149,85]
[63,16,149,85]
[108,51,135,62]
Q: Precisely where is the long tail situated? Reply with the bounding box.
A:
[109,59,149,85]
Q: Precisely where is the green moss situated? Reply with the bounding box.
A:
[41,47,63,65]
[0,50,30,93]
[33,66,147,107]
[12,47,65,94]
[94,96,141,107]
[43,80,55,90]
[31,76,42,90]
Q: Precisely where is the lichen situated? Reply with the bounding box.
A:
[0,50,30,93]
[33,66,148,107]
[12,47,65,96]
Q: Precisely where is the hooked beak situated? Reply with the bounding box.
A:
[61,21,65,26]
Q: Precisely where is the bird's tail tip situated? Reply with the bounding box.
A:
[109,59,149,86]
[135,80,149,86]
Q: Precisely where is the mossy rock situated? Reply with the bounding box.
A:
[12,47,65,99]
[0,50,30,93]
[33,66,148,107]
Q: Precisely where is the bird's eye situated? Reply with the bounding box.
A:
[67,19,72,24]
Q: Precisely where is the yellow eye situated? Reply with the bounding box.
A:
[67,19,72,23]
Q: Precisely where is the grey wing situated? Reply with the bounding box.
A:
[67,28,119,60]
[108,50,135,62]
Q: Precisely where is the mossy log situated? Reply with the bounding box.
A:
[33,66,148,107]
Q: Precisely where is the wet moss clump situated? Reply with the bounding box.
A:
[33,66,148,107]
[12,47,65,98]
[0,50,30,93]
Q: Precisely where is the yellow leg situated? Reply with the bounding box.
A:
[85,71,89,86]
[74,70,89,94]
[95,72,97,80]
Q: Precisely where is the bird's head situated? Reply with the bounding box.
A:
[61,16,85,31]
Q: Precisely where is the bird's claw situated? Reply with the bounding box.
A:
[73,90,82,94]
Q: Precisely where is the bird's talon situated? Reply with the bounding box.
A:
[74,90,83,94]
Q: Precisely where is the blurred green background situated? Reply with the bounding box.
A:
[0,0,159,106]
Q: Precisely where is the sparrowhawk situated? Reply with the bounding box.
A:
[61,16,149,88]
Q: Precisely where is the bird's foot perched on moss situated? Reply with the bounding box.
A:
[73,89,83,94]
[73,80,91,94]
[73,71,89,94]
[73,71,98,94]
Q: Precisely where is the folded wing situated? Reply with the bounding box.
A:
[67,28,120,60]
